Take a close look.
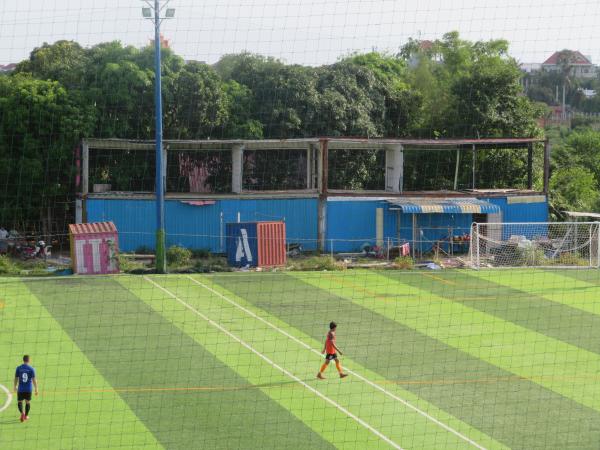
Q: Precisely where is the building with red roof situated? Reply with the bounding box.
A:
[541,50,597,79]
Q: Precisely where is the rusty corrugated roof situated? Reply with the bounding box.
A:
[69,222,117,235]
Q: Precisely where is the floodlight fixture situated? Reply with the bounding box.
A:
[142,7,152,18]
[165,8,175,18]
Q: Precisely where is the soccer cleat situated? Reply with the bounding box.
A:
[24,416,29,421]
[339,373,348,378]
[20,413,25,422]
[316,372,325,380]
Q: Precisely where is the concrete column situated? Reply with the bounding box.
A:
[385,144,404,193]
[231,144,244,194]
[306,144,313,189]
[75,199,83,224]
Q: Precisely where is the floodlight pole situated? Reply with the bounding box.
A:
[152,0,166,272]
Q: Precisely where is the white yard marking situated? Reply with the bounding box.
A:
[0,384,13,413]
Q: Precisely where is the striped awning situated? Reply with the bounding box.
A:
[387,198,501,214]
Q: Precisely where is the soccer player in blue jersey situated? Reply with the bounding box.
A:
[13,355,38,422]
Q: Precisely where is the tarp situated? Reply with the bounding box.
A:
[387,198,501,214]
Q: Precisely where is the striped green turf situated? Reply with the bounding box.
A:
[292,271,600,411]
[468,269,600,319]
[380,270,600,356]
[25,277,332,450]
[0,279,161,450]
[133,274,504,450]
[2,269,600,450]
[282,271,600,449]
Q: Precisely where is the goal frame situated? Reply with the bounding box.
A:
[469,221,600,269]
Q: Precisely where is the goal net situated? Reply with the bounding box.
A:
[470,222,600,268]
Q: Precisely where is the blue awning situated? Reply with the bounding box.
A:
[387,198,501,214]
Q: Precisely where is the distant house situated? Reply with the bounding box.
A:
[541,51,597,79]
[0,63,17,73]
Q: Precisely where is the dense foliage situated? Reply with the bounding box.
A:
[0,32,546,232]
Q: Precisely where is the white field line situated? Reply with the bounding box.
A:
[142,276,403,450]
[185,274,487,450]
[0,384,13,413]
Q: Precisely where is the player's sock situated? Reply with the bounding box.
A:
[319,363,328,373]
[335,360,343,373]
[17,401,23,413]
[25,403,30,416]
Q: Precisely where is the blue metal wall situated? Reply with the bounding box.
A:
[86,198,318,252]
[485,197,549,223]
[325,196,548,253]
[86,195,548,254]
[325,200,397,252]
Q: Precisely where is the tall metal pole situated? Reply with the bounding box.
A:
[154,0,166,273]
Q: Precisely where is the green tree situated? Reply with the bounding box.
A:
[166,61,228,139]
[550,167,599,216]
[0,74,91,232]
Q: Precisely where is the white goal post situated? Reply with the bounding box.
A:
[470,222,600,268]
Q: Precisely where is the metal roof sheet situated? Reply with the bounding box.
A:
[387,198,501,214]
[69,222,117,235]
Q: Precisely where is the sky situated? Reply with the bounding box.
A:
[1,0,599,66]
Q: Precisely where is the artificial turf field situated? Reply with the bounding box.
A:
[2,269,600,450]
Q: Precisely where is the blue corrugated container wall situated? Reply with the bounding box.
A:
[485,197,549,223]
[86,195,549,254]
[86,198,318,252]
[326,200,401,252]
[485,196,549,239]
[326,200,473,253]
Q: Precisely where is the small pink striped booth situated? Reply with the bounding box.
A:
[69,222,120,274]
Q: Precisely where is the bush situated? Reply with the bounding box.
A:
[288,256,344,271]
[167,246,192,267]
[393,256,414,270]
[521,246,547,266]
[117,254,147,273]
[191,248,211,258]
[552,252,589,266]
[0,255,19,275]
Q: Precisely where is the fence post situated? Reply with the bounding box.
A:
[590,224,593,267]
[387,237,391,261]
[597,223,600,268]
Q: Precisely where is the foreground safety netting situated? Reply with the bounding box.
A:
[2,268,600,449]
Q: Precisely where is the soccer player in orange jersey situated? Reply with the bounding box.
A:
[317,322,348,379]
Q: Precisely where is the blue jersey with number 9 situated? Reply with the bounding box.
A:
[15,364,35,393]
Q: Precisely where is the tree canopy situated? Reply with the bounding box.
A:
[0,33,545,232]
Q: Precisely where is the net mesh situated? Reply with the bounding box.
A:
[2,0,600,449]
[470,222,600,268]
